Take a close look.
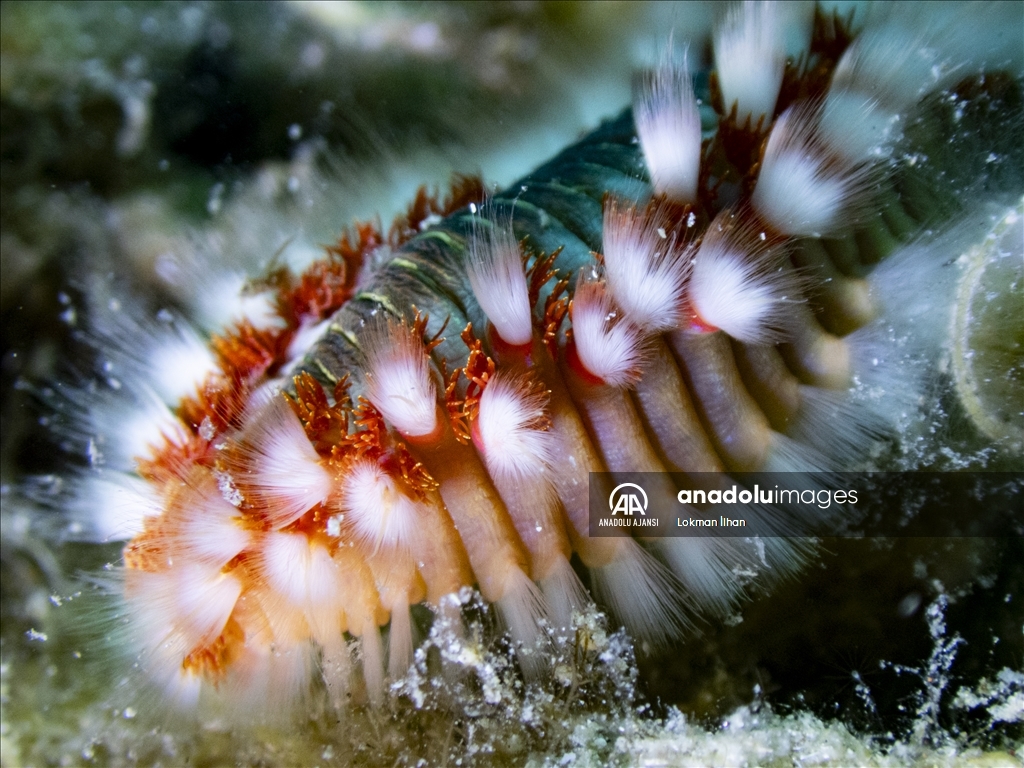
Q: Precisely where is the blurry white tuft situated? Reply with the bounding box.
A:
[539,556,590,634]
[752,104,871,237]
[128,564,242,663]
[714,0,785,125]
[168,479,251,567]
[633,51,702,202]
[72,472,161,543]
[359,618,386,705]
[193,271,283,333]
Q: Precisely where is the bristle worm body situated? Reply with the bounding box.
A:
[45,2,1022,719]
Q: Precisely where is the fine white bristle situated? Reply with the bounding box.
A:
[387,600,414,679]
[339,457,423,554]
[304,540,349,646]
[686,214,801,343]
[633,53,702,202]
[752,104,869,237]
[143,642,204,711]
[762,430,837,475]
[362,318,438,438]
[601,198,692,332]
[260,530,319,606]
[714,0,785,125]
[82,384,193,474]
[588,539,693,648]
[495,566,549,680]
[360,618,385,705]
[466,214,534,346]
[539,555,589,633]
[819,90,899,164]
[656,536,750,616]
[569,274,645,387]
[240,395,333,528]
[474,371,554,482]
[285,318,331,367]
[788,384,890,468]
[89,299,219,409]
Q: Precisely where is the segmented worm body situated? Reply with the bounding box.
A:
[72,3,1022,715]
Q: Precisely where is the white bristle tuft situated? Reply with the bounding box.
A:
[304,540,349,646]
[75,472,160,543]
[819,90,899,164]
[752,104,869,237]
[241,395,333,529]
[601,198,692,332]
[195,271,283,333]
[742,512,814,580]
[387,600,414,679]
[129,565,242,658]
[495,566,549,680]
[153,658,204,711]
[90,301,218,408]
[225,637,314,721]
[589,539,693,648]
[841,321,928,444]
[714,0,785,125]
[362,318,438,438]
[569,274,645,387]
[285,318,331,367]
[339,458,423,554]
[260,531,346,647]
[467,214,534,346]
[788,384,891,468]
[475,371,554,482]
[656,536,750,616]
[633,52,702,202]
[762,431,837,475]
[173,481,250,567]
[539,555,589,633]
[147,326,220,405]
[261,530,317,606]
[86,386,193,474]
[830,24,947,113]
[686,214,802,343]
